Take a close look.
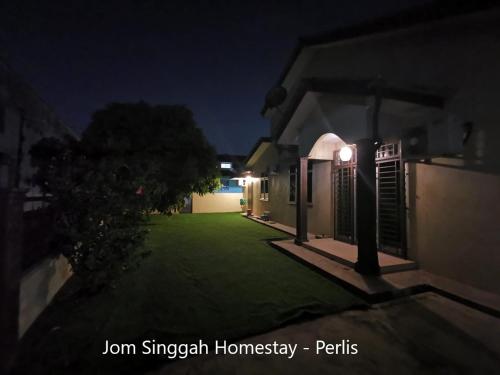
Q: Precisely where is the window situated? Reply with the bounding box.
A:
[220,162,232,169]
[260,173,269,201]
[289,163,313,203]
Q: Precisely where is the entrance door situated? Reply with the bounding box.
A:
[376,143,406,257]
[333,149,356,244]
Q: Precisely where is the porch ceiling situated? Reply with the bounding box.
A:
[276,77,445,147]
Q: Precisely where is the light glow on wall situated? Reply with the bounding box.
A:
[232,176,254,186]
[244,176,254,184]
[339,146,353,162]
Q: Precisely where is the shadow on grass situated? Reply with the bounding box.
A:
[13,213,363,375]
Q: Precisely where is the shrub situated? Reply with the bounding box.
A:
[30,103,219,291]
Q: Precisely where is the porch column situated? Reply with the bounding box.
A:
[0,189,24,373]
[354,138,380,275]
[295,156,308,245]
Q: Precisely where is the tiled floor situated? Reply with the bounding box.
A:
[245,214,500,313]
[243,214,315,239]
[302,238,417,273]
[270,239,500,313]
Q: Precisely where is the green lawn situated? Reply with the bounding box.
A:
[15,213,362,374]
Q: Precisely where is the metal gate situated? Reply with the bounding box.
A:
[333,149,356,244]
[376,143,406,257]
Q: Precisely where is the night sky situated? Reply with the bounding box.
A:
[1,0,428,154]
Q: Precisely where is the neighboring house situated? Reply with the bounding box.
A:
[0,57,76,206]
[189,154,246,213]
[0,56,74,336]
[244,1,500,297]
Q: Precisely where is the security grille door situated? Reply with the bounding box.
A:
[333,150,356,244]
[376,143,406,257]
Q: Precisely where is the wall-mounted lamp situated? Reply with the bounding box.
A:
[339,146,353,162]
[244,175,254,184]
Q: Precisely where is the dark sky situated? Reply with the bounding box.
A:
[0,0,428,154]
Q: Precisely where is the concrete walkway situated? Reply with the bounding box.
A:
[244,215,500,313]
[242,214,315,239]
[156,292,500,374]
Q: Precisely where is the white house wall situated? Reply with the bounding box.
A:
[307,160,332,236]
[297,102,362,157]
[408,162,500,295]
[18,255,72,337]
[247,144,296,229]
[192,192,243,213]
[247,144,333,236]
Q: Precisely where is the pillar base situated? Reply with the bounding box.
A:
[294,238,308,246]
[354,261,380,276]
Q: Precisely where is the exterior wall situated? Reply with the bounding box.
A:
[1,59,76,338]
[407,162,500,295]
[246,144,295,228]
[246,144,333,236]
[18,255,72,337]
[307,160,332,236]
[192,192,243,213]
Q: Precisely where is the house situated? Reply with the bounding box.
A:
[188,154,246,213]
[244,1,500,299]
[0,57,77,204]
[0,56,74,341]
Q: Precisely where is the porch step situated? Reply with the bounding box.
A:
[244,215,315,240]
[270,239,500,315]
[302,238,417,274]
[302,242,354,268]
[270,239,424,303]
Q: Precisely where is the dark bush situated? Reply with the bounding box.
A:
[30,103,219,291]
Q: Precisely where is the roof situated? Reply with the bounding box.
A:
[262,0,500,114]
[217,154,247,163]
[0,53,78,139]
[244,137,272,167]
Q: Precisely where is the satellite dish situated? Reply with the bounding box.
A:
[265,86,287,109]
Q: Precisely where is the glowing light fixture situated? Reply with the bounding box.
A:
[339,146,353,162]
[240,171,254,185]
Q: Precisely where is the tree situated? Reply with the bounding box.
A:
[30,103,219,291]
[82,102,220,211]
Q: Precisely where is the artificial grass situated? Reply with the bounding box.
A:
[14,213,362,374]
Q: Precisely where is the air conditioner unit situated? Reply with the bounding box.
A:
[402,117,466,159]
